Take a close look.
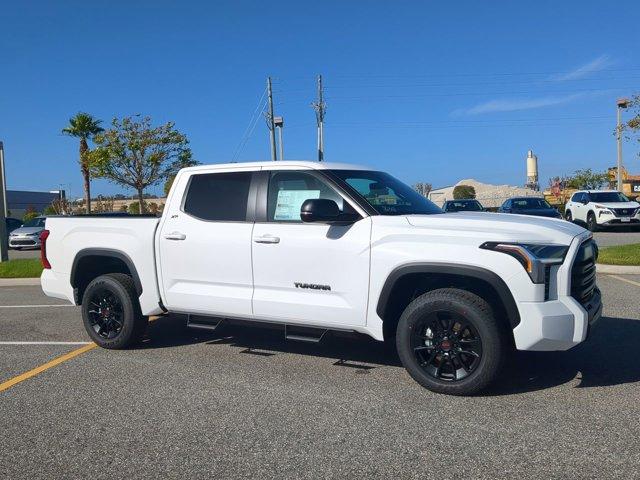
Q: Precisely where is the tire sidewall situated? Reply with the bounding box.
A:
[396,292,503,395]
[82,275,140,349]
[587,213,598,231]
[565,210,572,222]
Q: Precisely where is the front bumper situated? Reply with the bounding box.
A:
[599,218,640,227]
[513,288,602,351]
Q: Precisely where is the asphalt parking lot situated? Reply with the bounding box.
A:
[8,248,40,260]
[0,275,639,478]
[593,229,640,247]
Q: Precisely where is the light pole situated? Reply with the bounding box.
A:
[616,98,630,192]
[0,142,8,262]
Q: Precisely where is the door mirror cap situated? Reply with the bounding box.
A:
[300,199,342,224]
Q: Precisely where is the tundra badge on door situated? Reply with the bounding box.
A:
[294,282,331,291]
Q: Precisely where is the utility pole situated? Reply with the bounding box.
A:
[312,74,326,161]
[0,142,8,262]
[266,77,278,161]
[616,98,630,192]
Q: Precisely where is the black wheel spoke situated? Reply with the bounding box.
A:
[422,350,438,366]
[459,349,480,358]
[414,345,435,352]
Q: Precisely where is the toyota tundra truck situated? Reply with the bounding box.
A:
[40,161,602,395]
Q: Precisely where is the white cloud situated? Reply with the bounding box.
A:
[452,93,586,115]
[551,54,613,81]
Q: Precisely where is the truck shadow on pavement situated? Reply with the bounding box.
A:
[489,315,640,395]
[144,314,640,395]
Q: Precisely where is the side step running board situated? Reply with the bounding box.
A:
[186,314,223,331]
[284,325,328,343]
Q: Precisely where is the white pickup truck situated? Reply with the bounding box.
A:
[41,161,602,395]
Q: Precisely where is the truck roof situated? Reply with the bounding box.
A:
[180,160,372,173]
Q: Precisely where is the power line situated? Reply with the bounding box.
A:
[231,87,267,162]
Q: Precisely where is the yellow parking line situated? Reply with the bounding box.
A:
[0,316,162,394]
[607,274,640,289]
[0,343,96,393]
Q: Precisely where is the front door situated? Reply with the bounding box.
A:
[251,169,371,328]
[158,168,257,317]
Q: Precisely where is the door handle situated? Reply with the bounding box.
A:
[164,232,186,241]
[253,235,280,244]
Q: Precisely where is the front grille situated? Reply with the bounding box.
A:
[612,207,638,217]
[10,239,37,246]
[544,266,551,301]
[571,239,598,307]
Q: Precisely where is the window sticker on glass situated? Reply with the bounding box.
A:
[274,189,320,221]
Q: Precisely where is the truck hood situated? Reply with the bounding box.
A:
[10,227,43,236]
[509,208,561,218]
[405,212,585,245]
[592,201,639,210]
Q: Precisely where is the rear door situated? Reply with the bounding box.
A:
[251,168,371,328]
[573,193,586,222]
[157,167,258,317]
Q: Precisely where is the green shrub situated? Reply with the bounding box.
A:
[453,185,476,200]
[23,207,39,223]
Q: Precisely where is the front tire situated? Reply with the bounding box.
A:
[395,288,509,396]
[565,210,573,222]
[81,273,148,349]
[587,212,599,232]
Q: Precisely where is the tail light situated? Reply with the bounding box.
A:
[40,229,51,269]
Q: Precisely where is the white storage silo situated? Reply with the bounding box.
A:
[525,150,539,191]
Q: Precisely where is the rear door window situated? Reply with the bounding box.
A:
[183,171,253,221]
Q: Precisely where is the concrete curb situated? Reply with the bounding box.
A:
[0,278,41,287]
[596,264,640,275]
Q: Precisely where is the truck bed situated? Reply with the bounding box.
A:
[40,216,164,315]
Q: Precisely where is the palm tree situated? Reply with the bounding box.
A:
[62,113,103,213]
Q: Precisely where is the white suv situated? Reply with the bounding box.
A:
[565,190,640,231]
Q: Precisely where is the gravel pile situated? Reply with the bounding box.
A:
[429,179,542,208]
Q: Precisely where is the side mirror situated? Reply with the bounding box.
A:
[300,199,342,224]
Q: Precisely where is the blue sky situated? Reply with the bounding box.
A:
[1,1,639,199]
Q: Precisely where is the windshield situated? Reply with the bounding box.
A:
[446,200,483,212]
[589,192,630,203]
[331,170,442,215]
[22,217,45,228]
[511,198,552,209]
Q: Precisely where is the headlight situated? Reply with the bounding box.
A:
[594,204,613,215]
[480,242,569,283]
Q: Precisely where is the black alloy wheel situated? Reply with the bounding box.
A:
[411,310,482,382]
[87,287,125,339]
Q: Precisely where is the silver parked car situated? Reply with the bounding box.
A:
[9,216,46,250]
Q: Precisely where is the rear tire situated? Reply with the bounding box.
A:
[395,288,509,396]
[587,212,598,232]
[81,273,148,349]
